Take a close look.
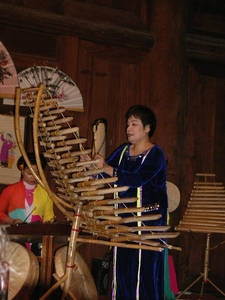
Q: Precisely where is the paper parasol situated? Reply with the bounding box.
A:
[18,66,84,112]
[0,41,18,99]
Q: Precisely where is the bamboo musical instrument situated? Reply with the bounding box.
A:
[175,173,225,298]
[14,84,181,300]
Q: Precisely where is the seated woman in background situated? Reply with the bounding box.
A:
[0,152,54,225]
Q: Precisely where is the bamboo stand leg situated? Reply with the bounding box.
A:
[176,233,225,299]
[61,203,83,299]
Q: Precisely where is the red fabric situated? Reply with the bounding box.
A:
[169,255,179,295]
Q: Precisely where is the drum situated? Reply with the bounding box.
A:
[1,241,39,300]
[55,246,98,300]
[92,118,107,158]
[167,181,180,213]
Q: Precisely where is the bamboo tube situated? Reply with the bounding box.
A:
[180,220,225,226]
[44,153,61,160]
[43,98,62,103]
[61,152,73,158]
[196,173,215,176]
[46,146,72,153]
[69,149,92,156]
[99,214,162,225]
[48,162,65,169]
[77,176,118,186]
[84,196,105,201]
[186,208,225,213]
[133,240,161,247]
[47,117,73,126]
[68,290,79,300]
[72,186,97,193]
[68,176,91,183]
[87,197,137,206]
[43,108,66,115]
[76,158,100,167]
[131,226,170,232]
[108,236,145,243]
[191,192,225,196]
[93,207,146,216]
[63,167,85,174]
[39,273,68,300]
[55,180,75,190]
[56,138,87,147]
[44,125,62,131]
[50,157,76,165]
[51,172,68,180]
[38,115,57,122]
[76,237,164,252]
[140,232,180,240]
[39,141,55,148]
[175,225,225,234]
[81,186,129,196]
[51,126,79,136]
[194,182,223,185]
[188,204,225,209]
[38,131,50,137]
[184,215,225,220]
[106,225,170,234]
[110,233,160,243]
[189,200,225,204]
[86,205,115,211]
[78,196,105,201]
[193,186,224,190]
[21,87,46,93]
[62,204,83,298]
[47,135,66,141]
[185,209,225,214]
[95,216,121,221]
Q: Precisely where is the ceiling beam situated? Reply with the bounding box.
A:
[0,2,154,52]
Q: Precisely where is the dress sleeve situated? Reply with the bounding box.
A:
[0,187,10,223]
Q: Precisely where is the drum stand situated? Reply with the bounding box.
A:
[176,233,225,299]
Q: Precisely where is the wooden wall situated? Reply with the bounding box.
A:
[1,0,225,296]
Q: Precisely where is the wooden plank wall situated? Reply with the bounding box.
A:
[1,0,225,296]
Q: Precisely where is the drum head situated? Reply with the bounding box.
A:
[55,246,98,300]
[2,241,39,300]
[167,181,180,213]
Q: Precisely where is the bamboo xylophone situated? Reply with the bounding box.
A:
[14,84,180,299]
[15,84,180,252]
[175,173,225,234]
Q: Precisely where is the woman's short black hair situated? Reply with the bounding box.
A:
[17,152,47,170]
[125,105,157,137]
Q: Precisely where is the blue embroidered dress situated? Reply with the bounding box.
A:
[106,143,168,300]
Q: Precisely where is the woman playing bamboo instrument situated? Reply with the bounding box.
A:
[0,152,54,225]
[82,105,168,300]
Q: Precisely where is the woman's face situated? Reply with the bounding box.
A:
[22,165,39,185]
[126,115,150,144]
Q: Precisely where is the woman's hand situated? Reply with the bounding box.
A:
[80,154,93,169]
[94,154,106,169]
[94,154,114,177]
[4,217,23,225]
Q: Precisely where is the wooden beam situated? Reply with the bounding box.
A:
[0,3,154,51]
[186,34,225,62]
[186,33,225,77]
